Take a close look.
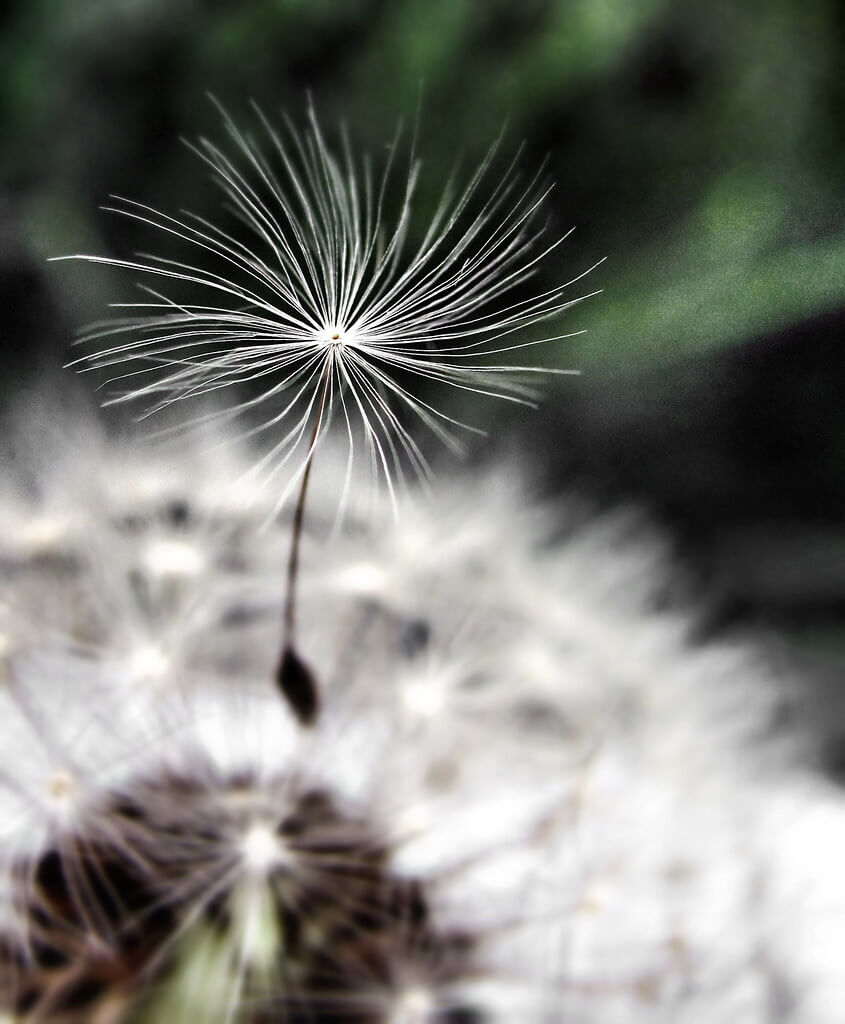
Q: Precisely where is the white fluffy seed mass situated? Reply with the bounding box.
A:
[1,414,845,1023]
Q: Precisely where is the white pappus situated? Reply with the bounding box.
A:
[1,414,845,1023]
[54,102,595,516]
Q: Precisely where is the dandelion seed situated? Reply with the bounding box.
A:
[55,101,598,726]
[18,516,69,558]
[141,537,205,579]
[239,821,286,875]
[126,643,170,685]
[388,984,436,1023]
[45,769,75,804]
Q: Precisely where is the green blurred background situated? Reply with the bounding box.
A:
[1,0,844,669]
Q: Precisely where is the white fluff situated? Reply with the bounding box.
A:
[0,415,843,1023]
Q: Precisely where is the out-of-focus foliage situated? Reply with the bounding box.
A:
[1,0,841,384]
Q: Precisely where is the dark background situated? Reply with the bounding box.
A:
[1,0,843,665]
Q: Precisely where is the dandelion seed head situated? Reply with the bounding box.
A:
[3,406,845,1021]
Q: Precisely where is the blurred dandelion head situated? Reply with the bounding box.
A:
[2,414,845,1022]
